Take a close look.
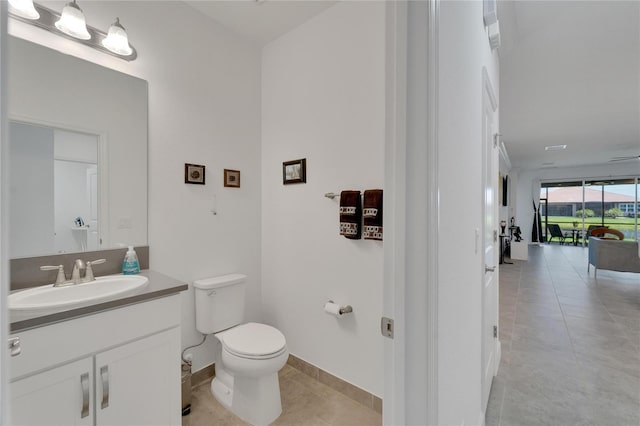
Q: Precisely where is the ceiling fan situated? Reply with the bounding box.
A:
[609,154,640,162]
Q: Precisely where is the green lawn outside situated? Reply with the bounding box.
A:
[542,216,638,241]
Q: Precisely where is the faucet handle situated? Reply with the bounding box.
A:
[40,265,66,285]
[85,259,106,282]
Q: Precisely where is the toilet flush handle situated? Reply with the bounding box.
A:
[207,290,217,297]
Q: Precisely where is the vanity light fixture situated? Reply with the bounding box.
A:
[55,0,90,40]
[102,18,132,56]
[8,1,137,61]
[8,0,39,20]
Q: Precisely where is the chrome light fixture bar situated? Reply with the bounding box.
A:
[9,2,137,61]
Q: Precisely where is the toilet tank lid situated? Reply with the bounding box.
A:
[193,273,247,289]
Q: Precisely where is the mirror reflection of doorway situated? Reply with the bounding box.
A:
[9,121,100,256]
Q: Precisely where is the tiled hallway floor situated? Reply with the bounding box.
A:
[183,364,382,426]
[487,244,640,426]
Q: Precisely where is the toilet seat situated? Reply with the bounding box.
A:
[220,322,287,360]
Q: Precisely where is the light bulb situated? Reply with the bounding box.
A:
[102,18,132,56]
[55,0,91,40]
[8,0,40,20]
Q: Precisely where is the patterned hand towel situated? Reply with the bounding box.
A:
[363,189,383,241]
[340,190,362,239]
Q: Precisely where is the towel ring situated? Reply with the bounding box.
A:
[324,192,365,200]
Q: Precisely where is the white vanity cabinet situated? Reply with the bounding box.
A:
[95,329,180,425]
[11,357,94,426]
[10,294,182,426]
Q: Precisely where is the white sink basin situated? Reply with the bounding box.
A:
[9,275,149,319]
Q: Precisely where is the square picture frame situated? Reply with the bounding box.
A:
[282,158,306,185]
[224,169,241,188]
[185,163,205,185]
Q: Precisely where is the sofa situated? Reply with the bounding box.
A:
[588,237,640,277]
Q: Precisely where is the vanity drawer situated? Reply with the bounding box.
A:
[10,294,181,381]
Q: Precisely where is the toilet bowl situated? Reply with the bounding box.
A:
[193,274,288,426]
[211,323,289,426]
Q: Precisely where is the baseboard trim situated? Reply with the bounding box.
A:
[191,363,215,387]
[190,356,382,415]
[287,354,382,414]
[478,410,486,426]
[495,340,502,375]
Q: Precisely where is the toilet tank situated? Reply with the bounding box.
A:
[193,274,246,334]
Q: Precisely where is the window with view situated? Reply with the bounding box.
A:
[540,178,638,244]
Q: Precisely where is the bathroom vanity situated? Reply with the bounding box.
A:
[6,26,181,426]
[8,270,187,426]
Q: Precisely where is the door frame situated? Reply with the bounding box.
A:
[1,2,8,424]
[383,1,439,424]
[480,67,500,410]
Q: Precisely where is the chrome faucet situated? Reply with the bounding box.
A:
[71,259,86,283]
[41,258,106,287]
[71,258,106,284]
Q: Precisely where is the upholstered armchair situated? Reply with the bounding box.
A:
[588,237,640,278]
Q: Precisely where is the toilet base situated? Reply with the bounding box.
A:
[211,372,282,426]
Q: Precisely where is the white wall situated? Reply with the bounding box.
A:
[438,1,499,424]
[9,1,262,372]
[8,122,55,257]
[54,129,98,163]
[514,162,640,243]
[261,2,385,396]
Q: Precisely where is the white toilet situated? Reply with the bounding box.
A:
[193,274,289,426]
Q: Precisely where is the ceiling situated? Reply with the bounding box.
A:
[185,0,336,46]
[183,1,638,171]
[498,1,640,170]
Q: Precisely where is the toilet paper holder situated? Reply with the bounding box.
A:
[328,300,353,315]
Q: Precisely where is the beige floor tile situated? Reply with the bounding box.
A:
[184,363,381,426]
[488,244,640,426]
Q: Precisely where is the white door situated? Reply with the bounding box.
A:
[10,357,93,426]
[95,328,181,426]
[481,70,499,410]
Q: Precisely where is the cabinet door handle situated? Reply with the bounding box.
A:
[80,373,90,418]
[8,337,21,357]
[100,365,109,409]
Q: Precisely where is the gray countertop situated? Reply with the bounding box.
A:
[10,270,188,333]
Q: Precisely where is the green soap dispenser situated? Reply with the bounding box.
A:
[122,246,140,275]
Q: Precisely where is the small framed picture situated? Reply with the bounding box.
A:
[283,158,306,185]
[185,163,205,185]
[224,169,241,188]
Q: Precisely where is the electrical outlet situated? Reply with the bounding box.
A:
[117,217,132,229]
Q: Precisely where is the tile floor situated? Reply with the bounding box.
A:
[486,244,640,426]
[183,364,382,426]
[182,244,638,426]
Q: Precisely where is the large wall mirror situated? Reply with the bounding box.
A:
[8,37,148,258]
